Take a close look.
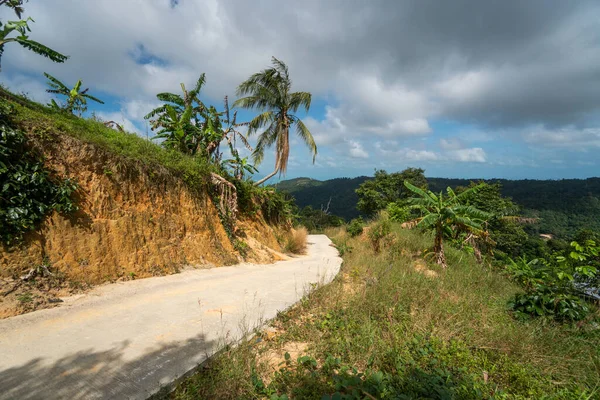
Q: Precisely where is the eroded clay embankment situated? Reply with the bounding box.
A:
[1,132,284,292]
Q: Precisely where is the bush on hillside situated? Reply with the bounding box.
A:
[346,217,364,237]
[0,101,78,245]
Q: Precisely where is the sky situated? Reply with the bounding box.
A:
[2,0,600,181]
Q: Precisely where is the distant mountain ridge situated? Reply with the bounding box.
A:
[275,176,600,238]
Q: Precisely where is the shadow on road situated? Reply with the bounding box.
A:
[0,333,213,400]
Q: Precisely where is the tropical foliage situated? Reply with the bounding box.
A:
[44,73,104,116]
[234,57,316,185]
[356,168,427,216]
[404,181,490,267]
[0,0,68,71]
[0,99,77,245]
[145,77,252,164]
[507,240,599,321]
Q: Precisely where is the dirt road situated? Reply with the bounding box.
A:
[0,234,341,399]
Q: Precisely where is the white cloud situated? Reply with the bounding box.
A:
[448,147,487,163]
[347,140,369,159]
[524,126,600,149]
[439,137,465,151]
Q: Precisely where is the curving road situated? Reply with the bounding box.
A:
[0,234,341,400]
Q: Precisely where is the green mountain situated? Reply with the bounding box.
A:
[276,176,600,238]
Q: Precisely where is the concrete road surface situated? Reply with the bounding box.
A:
[0,234,341,400]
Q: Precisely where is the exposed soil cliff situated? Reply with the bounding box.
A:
[1,126,286,317]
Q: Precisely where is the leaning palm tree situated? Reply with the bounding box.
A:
[404,181,490,268]
[0,19,68,71]
[233,57,317,186]
[44,73,103,116]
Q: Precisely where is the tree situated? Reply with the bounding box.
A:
[0,0,68,71]
[145,74,207,155]
[44,73,104,116]
[459,182,527,259]
[356,168,427,216]
[145,78,251,161]
[234,57,316,186]
[404,181,490,268]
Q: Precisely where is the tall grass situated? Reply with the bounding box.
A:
[172,220,600,399]
[282,227,308,254]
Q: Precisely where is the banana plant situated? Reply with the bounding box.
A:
[222,156,258,180]
[145,74,208,155]
[44,73,104,116]
[0,18,68,71]
[404,181,490,268]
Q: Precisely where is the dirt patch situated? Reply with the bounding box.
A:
[412,259,439,278]
[0,274,80,319]
[257,336,309,384]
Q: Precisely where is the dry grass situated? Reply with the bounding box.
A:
[172,219,600,399]
[282,227,308,255]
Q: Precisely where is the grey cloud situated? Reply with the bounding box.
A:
[2,0,600,147]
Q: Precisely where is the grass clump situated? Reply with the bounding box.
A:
[282,227,308,255]
[171,220,600,399]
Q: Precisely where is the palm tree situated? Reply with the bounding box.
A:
[233,57,317,186]
[0,18,68,71]
[44,73,104,116]
[404,181,490,268]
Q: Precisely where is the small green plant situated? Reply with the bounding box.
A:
[234,239,250,257]
[335,241,352,256]
[346,217,364,237]
[45,73,105,117]
[17,292,33,304]
[368,218,391,253]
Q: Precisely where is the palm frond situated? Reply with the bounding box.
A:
[247,111,275,134]
[190,73,206,98]
[82,93,104,104]
[417,213,439,229]
[289,91,311,113]
[17,38,68,63]
[295,118,317,163]
[252,120,278,166]
[156,92,185,107]
[144,104,169,120]
[43,72,68,92]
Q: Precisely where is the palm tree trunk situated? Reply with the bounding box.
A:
[254,168,278,186]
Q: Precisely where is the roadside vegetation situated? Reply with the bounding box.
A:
[170,168,599,398]
[171,219,599,399]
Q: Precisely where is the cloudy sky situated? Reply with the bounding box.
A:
[3,0,600,181]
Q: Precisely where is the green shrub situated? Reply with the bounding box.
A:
[506,240,599,321]
[346,217,364,237]
[509,289,590,321]
[368,218,391,252]
[0,101,77,245]
[386,201,410,222]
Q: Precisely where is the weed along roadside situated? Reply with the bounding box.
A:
[171,220,600,399]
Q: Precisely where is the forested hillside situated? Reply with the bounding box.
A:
[276,176,600,239]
